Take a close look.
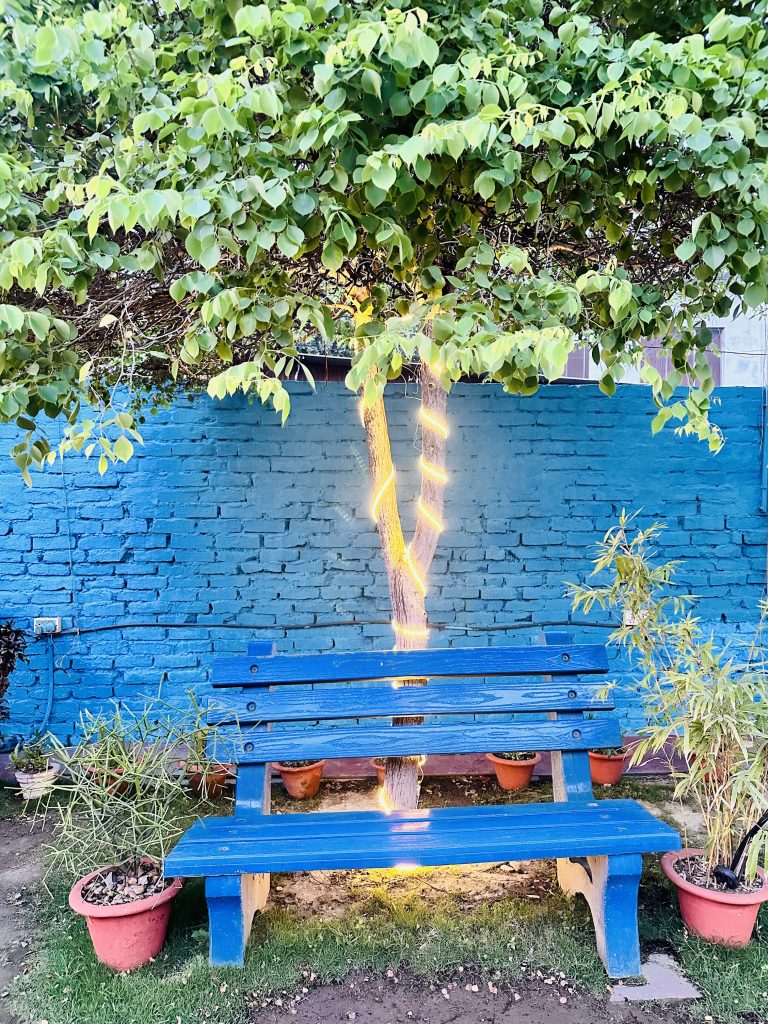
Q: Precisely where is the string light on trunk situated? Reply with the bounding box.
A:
[403,543,427,596]
[370,466,395,520]
[417,497,443,533]
[419,407,449,439]
[419,455,448,484]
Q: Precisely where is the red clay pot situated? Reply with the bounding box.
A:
[370,759,387,785]
[85,765,131,796]
[486,753,541,791]
[661,849,768,947]
[275,760,326,799]
[588,751,626,785]
[186,763,232,800]
[69,867,183,971]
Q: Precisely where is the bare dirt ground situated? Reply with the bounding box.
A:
[250,970,687,1024]
[0,800,46,1024]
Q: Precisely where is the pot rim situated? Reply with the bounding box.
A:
[69,864,183,919]
[588,751,626,762]
[274,760,326,773]
[185,762,233,775]
[661,848,768,906]
[15,766,58,781]
[485,752,542,766]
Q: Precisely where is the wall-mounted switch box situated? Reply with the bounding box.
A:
[33,617,62,635]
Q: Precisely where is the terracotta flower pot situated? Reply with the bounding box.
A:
[186,763,232,800]
[69,868,183,971]
[589,751,626,785]
[661,848,768,947]
[274,760,325,799]
[486,752,541,791]
[15,765,58,800]
[85,765,131,797]
[370,759,387,785]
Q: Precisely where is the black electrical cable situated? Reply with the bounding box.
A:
[36,618,619,640]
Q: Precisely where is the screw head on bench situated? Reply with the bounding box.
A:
[561,652,571,662]
[250,663,259,674]
[572,728,582,739]
[244,741,255,752]
[247,701,257,712]
[568,689,577,699]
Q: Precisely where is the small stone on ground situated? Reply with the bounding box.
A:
[610,954,701,1004]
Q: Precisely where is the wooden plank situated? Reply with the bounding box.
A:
[164,801,680,876]
[174,799,666,846]
[212,644,608,688]
[246,641,278,657]
[230,717,621,763]
[208,679,613,726]
[542,630,594,802]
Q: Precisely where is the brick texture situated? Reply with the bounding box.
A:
[0,382,765,742]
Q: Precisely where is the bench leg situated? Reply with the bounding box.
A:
[206,873,270,967]
[557,854,642,978]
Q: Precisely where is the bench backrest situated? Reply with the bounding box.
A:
[210,640,615,785]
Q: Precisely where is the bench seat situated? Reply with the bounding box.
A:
[166,799,679,876]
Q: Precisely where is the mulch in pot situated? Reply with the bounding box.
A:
[81,858,174,907]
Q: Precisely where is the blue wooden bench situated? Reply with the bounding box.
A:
[165,636,680,977]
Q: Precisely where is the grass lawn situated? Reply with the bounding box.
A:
[9,777,768,1024]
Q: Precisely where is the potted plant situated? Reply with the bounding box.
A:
[486,751,541,791]
[570,515,768,946]
[84,723,134,796]
[40,704,191,971]
[588,745,626,786]
[370,757,387,785]
[274,759,326,799]
[0,620,28,738]
[10,735,58,799]
[185,726,232,800]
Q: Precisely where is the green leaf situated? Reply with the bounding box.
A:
[702,245,725,270]
[361,69,382,100]
[321,242,344,271]
[113,436,134,462]
[674,238,696,262]
[235,4,271,36]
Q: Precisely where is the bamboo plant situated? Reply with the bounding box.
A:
[41,695,237,879]
[569,514,768,883]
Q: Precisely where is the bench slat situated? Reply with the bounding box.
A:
[164,800,680,876]
[209,679,613,725]
[212,644,608,687]
[232,717,620,763]
[172,799,656,845]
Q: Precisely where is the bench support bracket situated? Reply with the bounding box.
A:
[557,853,642,978]
[205,872,270,967]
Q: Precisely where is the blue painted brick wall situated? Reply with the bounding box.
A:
[0,382,765,743]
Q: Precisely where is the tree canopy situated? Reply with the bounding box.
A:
[1,0,767,480]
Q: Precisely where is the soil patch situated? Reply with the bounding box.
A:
[249,971,688,1024]
[0,789,47,1024]
[673,855,764,895]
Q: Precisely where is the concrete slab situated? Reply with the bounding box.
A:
[610,953,701,1004]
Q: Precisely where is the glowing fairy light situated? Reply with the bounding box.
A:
[391,621,430,640]
[417,497,443,533]
[370,466,395,520]
[403,543,427,596]
[419,407,449,439]
[419,455,448,484]
[378,786,394,815]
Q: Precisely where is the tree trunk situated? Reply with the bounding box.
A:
[362,359,448,811]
